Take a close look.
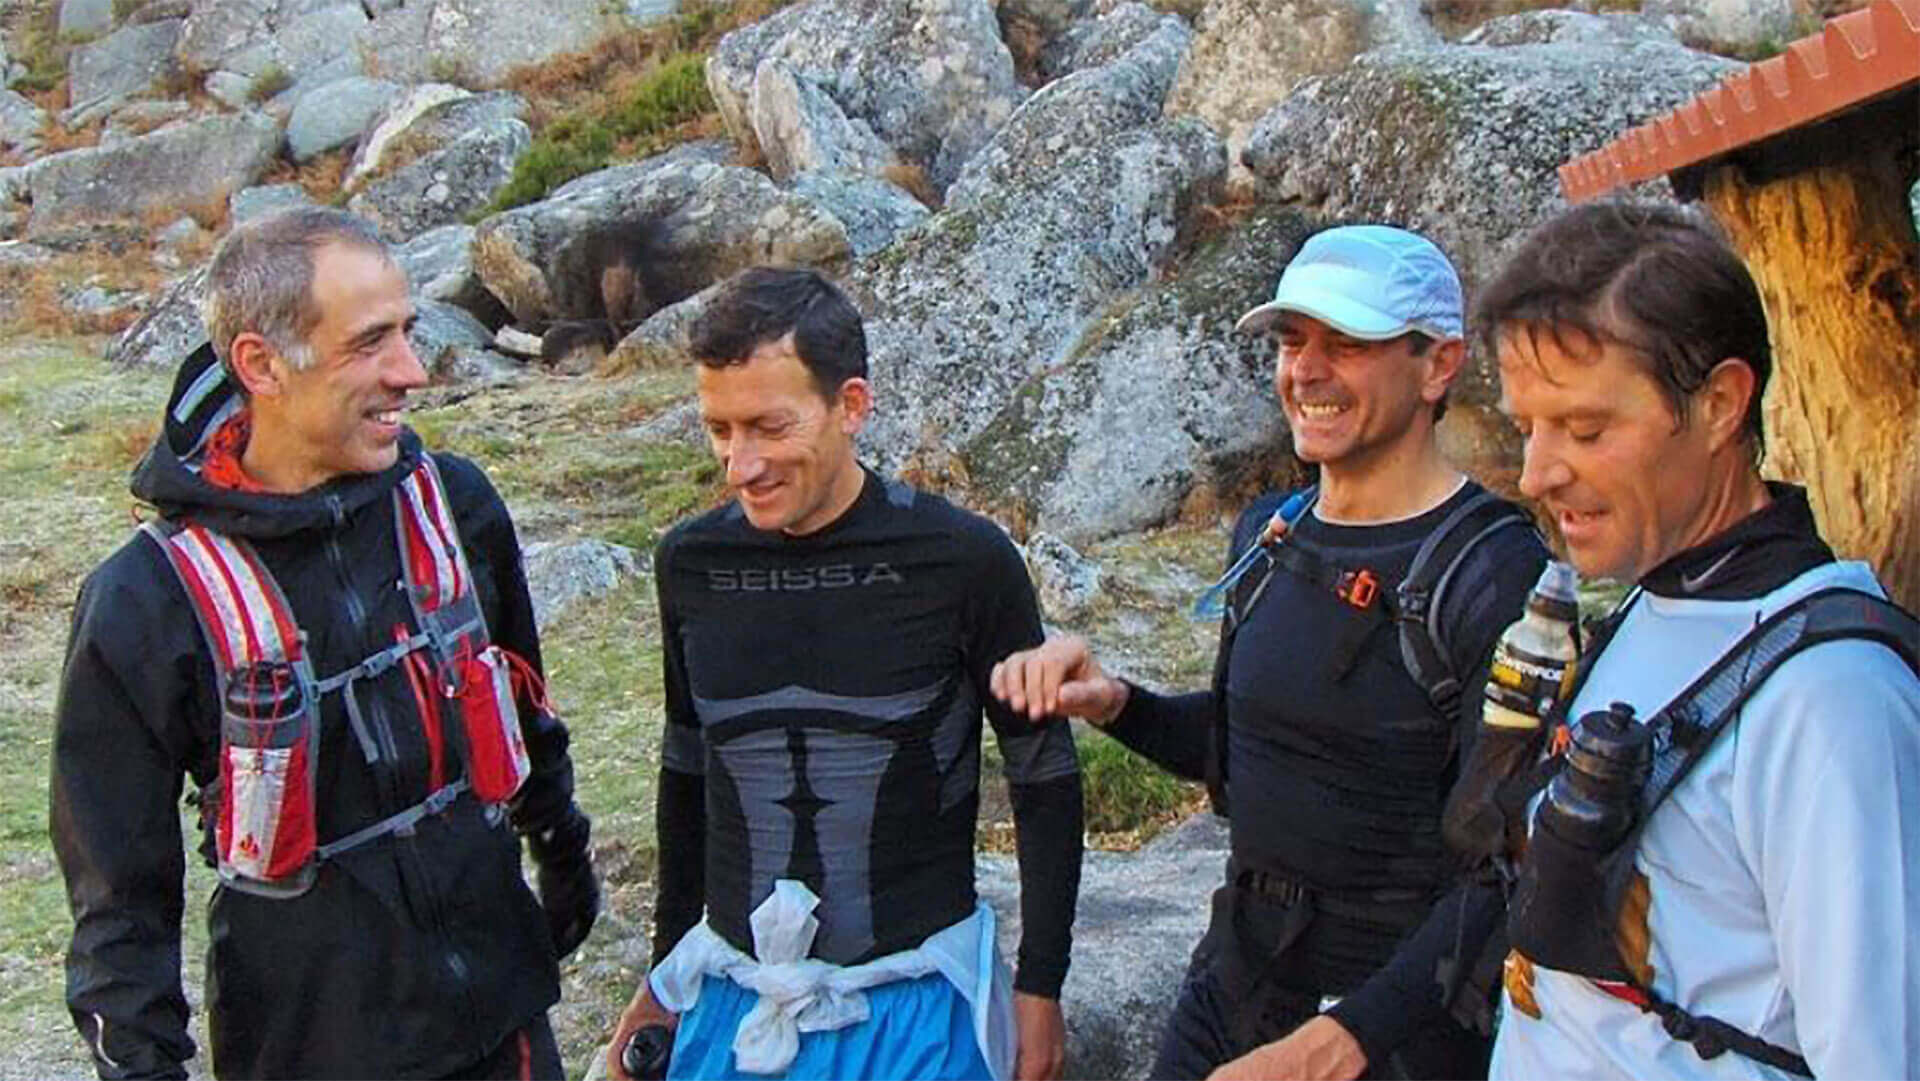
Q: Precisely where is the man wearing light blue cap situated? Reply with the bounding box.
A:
[992,224,1547,1079]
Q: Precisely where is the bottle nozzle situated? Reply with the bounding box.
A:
[1535,560,1579,604]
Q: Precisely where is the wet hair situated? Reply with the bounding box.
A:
[1473,201,1771,454]
[203,207,392,377]
[686,267,868,398]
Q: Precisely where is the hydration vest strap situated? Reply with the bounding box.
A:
[142,521,303,670]
[1558,586,1916,1077]
[316,779,470,859]
[394,456,476,618]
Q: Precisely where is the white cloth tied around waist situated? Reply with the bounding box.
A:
[648,879,1014,1078]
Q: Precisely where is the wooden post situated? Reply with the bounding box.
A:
[1698,96,1920,611]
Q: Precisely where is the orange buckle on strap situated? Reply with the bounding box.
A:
[1337,568,1379,609]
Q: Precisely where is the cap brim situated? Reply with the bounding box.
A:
[1235,285,1410,340]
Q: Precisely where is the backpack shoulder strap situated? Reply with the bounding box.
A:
[141,519,304,673]
[1224,486,1316,632]
[1639,586,1917,817]
[1395,490,1540,725]
[391,454,488,648]
[1595,586,1915,1078]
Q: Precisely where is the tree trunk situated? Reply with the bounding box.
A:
[1700,113,1920,612]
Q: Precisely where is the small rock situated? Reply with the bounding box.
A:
[63,19,185,129]
[1025,532,1104,621]
[347,82,471,190]
[229,183,315,224]
[106,265,208,369]
[58,0,116,39]
[0,89,46,156]
[787,171,929,259]
[203,70,254,109]
[522,539,648,631]
[622,399,704,447]
[286,76,404,162]
[154,216,203,250]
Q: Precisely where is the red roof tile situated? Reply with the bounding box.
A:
[1560,0,1920,202]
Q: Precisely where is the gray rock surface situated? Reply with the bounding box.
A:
[978,812,1225,1080]
[472,150,849,326]
[408,297,500,372]
[523,539,648,631]
[286,76,403,162]
[102,99,190,142]
[965,208,1308,541]
[1644,0,1799,56]
[706,0,1026,191]
[58,0,115,38]
[154,215,203,250]
[106,265,208,369]
[1036,2,1180,83]
[1025,532,1104,622]
[626,0,680,24]
[346,82,471,189]
[203,69,253,109]
[1459,7,1678,47]
[185,1,372,85]
[853,116,1226,477]
[606,281,721,371]
[229,182,315,223]
[947,13,1190,210]
[425,0,619,86]
[346,92,531,240]
[0,88,44,156]
[1163,0,1434,194]
[396,223,490,309]
[621,398,703,447]
[751,59,898,182]
[788,171,929,259]
[1241,34,1738,385]
[64,19,184,128]
[0,239,56,268]
[26,112,281,238]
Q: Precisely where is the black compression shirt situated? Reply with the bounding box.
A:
[1108,481,1546,1054]
[650,470,1083,996]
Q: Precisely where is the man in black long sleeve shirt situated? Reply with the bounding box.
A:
[994,226,1543,1080]
[606,267,1083,1081]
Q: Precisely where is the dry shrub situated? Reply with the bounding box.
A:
[35,113,104,155]
[258,148,353,205]
[882,161,941,210]
[0,247,174,337]
[996,8,1047,88]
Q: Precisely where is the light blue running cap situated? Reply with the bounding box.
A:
[1236,225,1465,341]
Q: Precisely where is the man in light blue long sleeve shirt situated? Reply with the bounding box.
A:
[1475,201,1920,1079]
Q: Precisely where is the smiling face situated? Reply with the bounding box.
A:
[245,243,426,491]
[1498,326,1752,583]
[697,334,870,535]
[1272,311,1450,474]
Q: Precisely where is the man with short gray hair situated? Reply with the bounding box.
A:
[51,207,598,1078]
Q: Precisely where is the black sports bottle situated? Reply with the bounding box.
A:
[620,1024,672,1080]
[1536,700,1651,851]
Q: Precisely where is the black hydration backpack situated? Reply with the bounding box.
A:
[1204,485,1540,812]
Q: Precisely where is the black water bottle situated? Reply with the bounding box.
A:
[620,1024,672,1081]
[1537,701,1651,851]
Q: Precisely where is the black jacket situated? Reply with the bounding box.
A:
[50,351,574,1079]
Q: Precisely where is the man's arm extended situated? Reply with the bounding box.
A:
[49,562,201,1080]
[972,524,1082,1081]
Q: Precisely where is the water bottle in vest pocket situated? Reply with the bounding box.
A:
[457,644,531,802]
[218,660,319,889]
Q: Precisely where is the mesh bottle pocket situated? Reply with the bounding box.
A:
[217,662,318,886]
[457,644,531,803]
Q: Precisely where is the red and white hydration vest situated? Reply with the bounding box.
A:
[144,456,535,898]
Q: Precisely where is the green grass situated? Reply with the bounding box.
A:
[486,53,715,214]
[1075,731,1200,835]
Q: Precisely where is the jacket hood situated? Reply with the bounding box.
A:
[130,343,423,540]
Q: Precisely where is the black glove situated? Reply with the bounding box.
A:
[528,804,600,960]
